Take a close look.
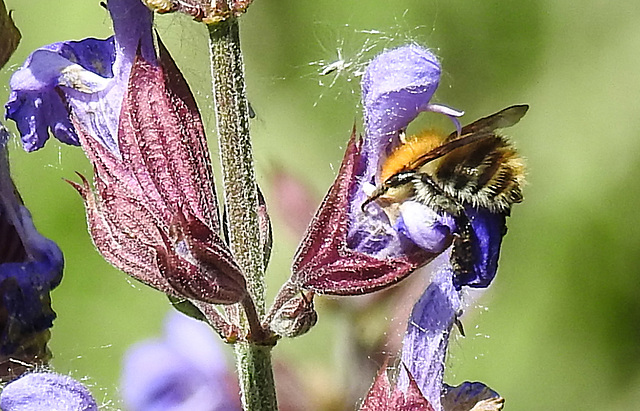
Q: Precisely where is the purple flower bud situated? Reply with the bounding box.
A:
[121,312,241,411]
[0,125,63,379]
[0,372,98,411]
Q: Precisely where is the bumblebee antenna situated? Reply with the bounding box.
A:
[361,187,386,212]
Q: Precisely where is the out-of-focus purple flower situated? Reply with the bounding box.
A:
[268,166,320,240]
[6,0,246,305]
[121,311,241,411]
[0,372,98,411]
[291,45,462,295]
[0,124,63,380]
[5,0,154,153]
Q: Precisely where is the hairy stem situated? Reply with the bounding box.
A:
[208,16,277,411]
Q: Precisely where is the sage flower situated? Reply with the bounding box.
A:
[291,45,463,295]
[291,44,518,296]
[0,124,63,379]
[5,0,246,305]
[294,44,523,409]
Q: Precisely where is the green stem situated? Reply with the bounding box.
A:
[207,16,278,411]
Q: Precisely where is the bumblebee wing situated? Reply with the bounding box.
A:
[406,105,528,172]
[408,131,494,169]
[446,104,529,141]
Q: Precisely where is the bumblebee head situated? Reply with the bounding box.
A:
[361,171,416,212]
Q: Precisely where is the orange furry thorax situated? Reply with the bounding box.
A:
[379,130,445,183]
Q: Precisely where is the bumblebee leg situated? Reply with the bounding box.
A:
[450,211,475,280]
[454,313,466,337]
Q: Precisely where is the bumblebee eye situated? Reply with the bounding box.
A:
[385,171,416,188]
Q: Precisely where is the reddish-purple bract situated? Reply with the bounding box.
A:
[360,364,435,411]
[291,129,441,296]
[69,40,245,304]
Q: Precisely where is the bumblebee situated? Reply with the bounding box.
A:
[362,105,528,276]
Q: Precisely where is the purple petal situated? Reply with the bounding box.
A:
[357,44,463,191]
[0,372,98,410]
[398,260,461,409]
[121,312,240,411]
[395,201,455,254]
[362,44,441,139]
[452,208,506,289]
[5,0,154,153]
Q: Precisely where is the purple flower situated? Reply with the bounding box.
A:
[0,372,97,411]
[290,45,520,296]
[290,44,524,409]
[121,311,241,411]
[6,0,247,305]
[5,0,154,153]
[397,259,461,409]
[290,45,462,295]
[395,259,505,411]
[0,124,63,379]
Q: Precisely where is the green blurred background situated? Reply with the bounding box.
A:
[2,0,640,410]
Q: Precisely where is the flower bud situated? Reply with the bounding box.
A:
[269,291,317,338]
